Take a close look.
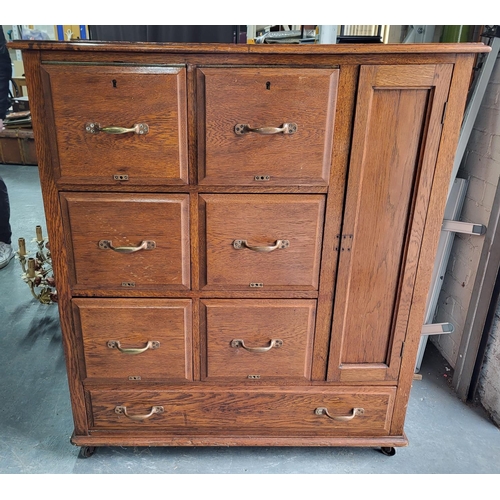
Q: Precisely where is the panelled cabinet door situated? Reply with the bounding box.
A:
[328,64,453,383]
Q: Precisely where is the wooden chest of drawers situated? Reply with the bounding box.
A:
[14,40,489,456]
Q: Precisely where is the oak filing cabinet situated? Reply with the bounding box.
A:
[12,40,490,457]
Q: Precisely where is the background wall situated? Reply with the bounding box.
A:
[479,303,500,425]
[433,51,500,423]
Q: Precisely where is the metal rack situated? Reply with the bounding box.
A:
[415,27,500,372]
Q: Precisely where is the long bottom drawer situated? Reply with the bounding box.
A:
[89,387,396,437]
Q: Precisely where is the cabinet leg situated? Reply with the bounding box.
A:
[78,446,97,458]
[379,446,396,456]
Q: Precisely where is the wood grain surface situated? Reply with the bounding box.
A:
[198,67,338,185]
[17,41,480,449]
[9,40,490,54]
[43,65,188,186]
[328,64,453,383]
[60,193,190,290]
[390,54,477,435]
[200,194,325,290]
[89,386,395,436]
[73,298,192,381]
[201,299,316,381]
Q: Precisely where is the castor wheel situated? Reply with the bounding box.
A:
[379,446,396,456]
[79,446,96,458]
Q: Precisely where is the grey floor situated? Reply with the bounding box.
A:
[1,163,500,475]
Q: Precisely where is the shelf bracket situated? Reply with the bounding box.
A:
[421,322,455,336]
[442,220,486,235]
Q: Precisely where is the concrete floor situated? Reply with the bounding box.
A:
[1,163,500,475]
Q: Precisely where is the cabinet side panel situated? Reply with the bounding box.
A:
[391,55,475,434]
[22,51,89,435]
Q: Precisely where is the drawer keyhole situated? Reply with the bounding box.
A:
[112,79,117,88]
[266,81,271,90]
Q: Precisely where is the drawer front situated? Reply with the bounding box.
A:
[73,299,192,381]
[202,299,316,381]
[198,67,338,185]
[43,64,188,185]
[89,387,395,436]
[61,193,190,290]
[200,194,325,290]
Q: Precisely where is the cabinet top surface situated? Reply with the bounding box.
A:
[9,40,491,55]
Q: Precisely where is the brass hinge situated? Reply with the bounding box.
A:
[335,234,353,252]
[400,342,405,358]
[442,101,448,125]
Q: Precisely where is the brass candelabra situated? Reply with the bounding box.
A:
[17,225,57,304]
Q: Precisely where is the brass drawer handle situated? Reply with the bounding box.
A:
[233,239,290,253]
[107,340,160,355]
[114,405,164,421]
[234,123,297,135]
[231,338,283,353]
[86,122,149,135]
[315,407,365,421]
[98,240,156,253]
